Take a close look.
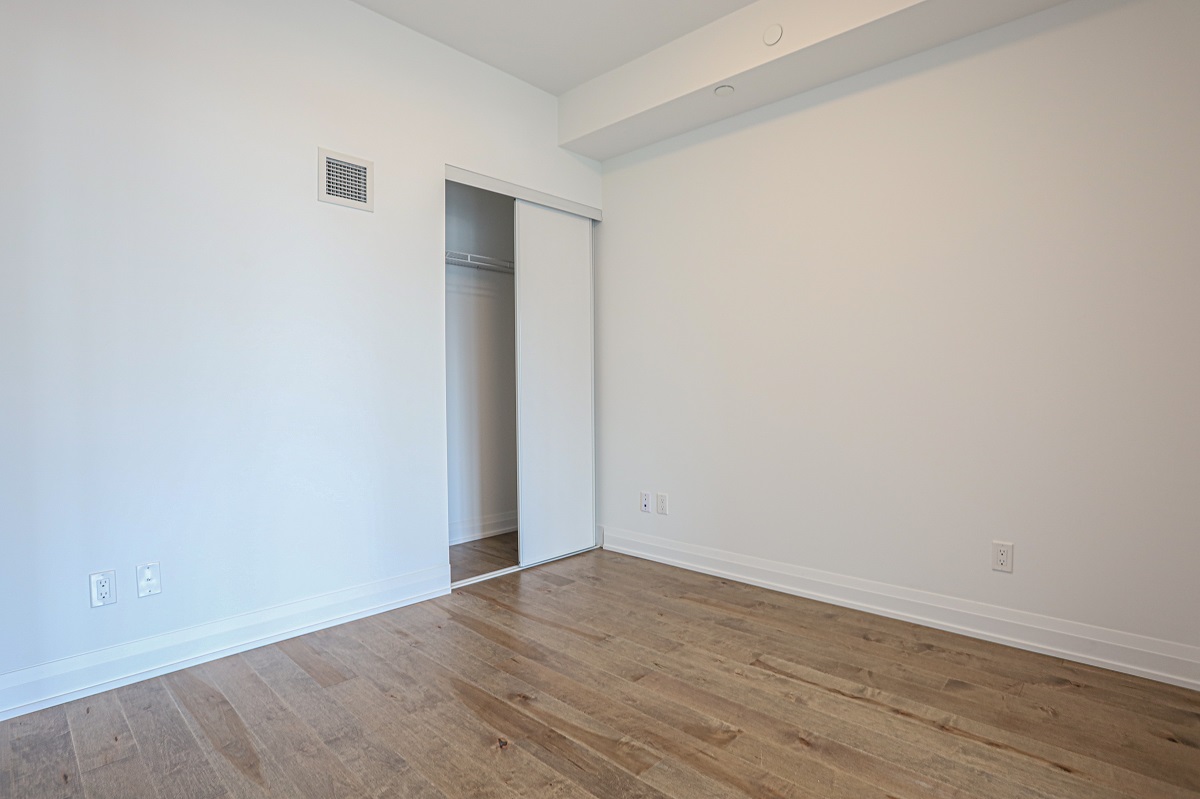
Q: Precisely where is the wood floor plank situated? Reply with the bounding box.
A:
[451,532,519,583]
[675,595,1191,780]
[468,533,519,560]
[323,676,417,737]
[561,551,1185,713]
[330,676,524,799]
[542,553,1200,792]
[79,754,159,799]
[752,652,1200,799]
[9,705,83,798]
[1021,677,1200,730]
[362,608,674,797]
[673,585,1200,736]
[0,714,14,799]
[1056,658,1200,714]
[322,726,448,799]
[643,663,1033,799]
[192,656,367,799]
[353,616,637,798]
[648,599,1190,791]
[547,554,1025,694]
[408,689,594,799]
[458,559,1161,796]
[239,644,361,744]
[559,559,1190,796]
[63,692,138,773]
[164,669,296,799]
[164,668,266,788]
[404,610,871,799]
[438,673,674,799]
[456,578,1080,796]
[551,554,990,665]
[676,617,1198,794]
[313,622,449,714]
[389,625,665,779]
[360,609,676,791]
[114,679,227,799]
[441,580,993,799]
[379,596,751,775]
[495,629,938,799]
[274,637,354,689]
[188,658,295,732]
[375,603,742,752]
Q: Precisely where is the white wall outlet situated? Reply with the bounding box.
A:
[656,492,669,515]
[136,562,162,597]
[640,491,652,513]
[992,541,1014,573]
[90,570,117,607]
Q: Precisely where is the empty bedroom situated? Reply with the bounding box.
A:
[1,0,1197,797]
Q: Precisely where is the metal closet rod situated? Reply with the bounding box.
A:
[446,250,514,274]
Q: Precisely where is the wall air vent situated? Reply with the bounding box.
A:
[318,148,373,212]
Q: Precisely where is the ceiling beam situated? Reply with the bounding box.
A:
[558,0,1074,161]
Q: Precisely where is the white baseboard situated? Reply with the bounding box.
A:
[0,564,449,722]
[449,511,518,545]
[602,527,1200,692]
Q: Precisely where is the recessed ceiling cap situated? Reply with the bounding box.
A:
[714,84,735,97]
[764,23,784,46]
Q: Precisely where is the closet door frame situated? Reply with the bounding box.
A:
[446,165,602,222]
[444,166,601,575]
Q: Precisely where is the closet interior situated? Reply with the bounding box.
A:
[445,181,519,583]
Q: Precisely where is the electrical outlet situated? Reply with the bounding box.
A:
[90,570,117,607]
[992,541,1014,573]
[656,492,669,515]
[136,562,162,598]
[640,491,652,513]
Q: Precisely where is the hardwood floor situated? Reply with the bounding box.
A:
[3,549,1198,798]
[450,531,519,583]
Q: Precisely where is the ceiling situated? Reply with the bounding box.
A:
[350,0,1074,161]
[349,0,759,95]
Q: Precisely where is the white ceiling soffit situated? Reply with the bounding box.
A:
[559,0,1075,161]
[349,0,759,95]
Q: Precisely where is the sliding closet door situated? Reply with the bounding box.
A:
[515,200,595,565]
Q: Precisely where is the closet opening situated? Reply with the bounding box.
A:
[445,181,519,584]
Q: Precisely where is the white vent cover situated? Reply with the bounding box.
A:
[318,148,373,212]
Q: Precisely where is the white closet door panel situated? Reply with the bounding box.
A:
[515,200,595,566]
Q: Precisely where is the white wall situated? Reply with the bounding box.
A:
[596,0,1200,688]
[0,0,599,719]
[445,183,518,544]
